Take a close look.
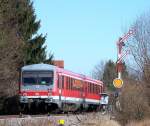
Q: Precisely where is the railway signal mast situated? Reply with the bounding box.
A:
[116,29,134,79]
[113,29,134,89]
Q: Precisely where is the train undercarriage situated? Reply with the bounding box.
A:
[19,98,101,114]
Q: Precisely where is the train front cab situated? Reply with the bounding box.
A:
[19,64,57,112]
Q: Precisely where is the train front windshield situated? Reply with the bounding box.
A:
[22,71,53,85]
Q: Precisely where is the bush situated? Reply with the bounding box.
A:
[2,95,20,115]
[116,79,150,125]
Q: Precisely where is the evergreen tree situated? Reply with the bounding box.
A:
[102,60,128,91]
[102,60,117,91]
[3,0,53,65]
[15,0,49,64]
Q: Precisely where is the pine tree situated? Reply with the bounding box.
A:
[15,0,46,64]
[5,0,53,65]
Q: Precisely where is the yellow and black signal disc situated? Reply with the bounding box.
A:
[113,78,123,88]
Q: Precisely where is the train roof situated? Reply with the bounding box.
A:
[22,63,103,84]
[56,67,102,84]
[22,63,56,71]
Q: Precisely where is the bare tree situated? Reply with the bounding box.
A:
[127,12,150,104]
[92,60,105,80]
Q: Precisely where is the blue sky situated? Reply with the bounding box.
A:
[33,0,150,75]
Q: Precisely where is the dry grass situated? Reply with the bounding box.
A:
[116,79,150,125]
[2,113,149,126]
[0,117,58,126]
[80,114,120,126]
[3,117,54,126]
[0,113,121,126]
[126,119,150,126]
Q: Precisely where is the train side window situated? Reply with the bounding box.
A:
[84,82,86,92]
[67,77,69,90]
[93,83,95,94]
[97,85,99,93]
[86,82,88,93]
[88,83,89,93]
[95,85,97,92]
[72,78,74,90]
[98,86,100,93]
[100,86,101,93]
[93,84,95,94]
[91,83,94,93]
[66,77,68,89]
[93,84,95,93]
[74,79,76,90]
[64,76,66,89]
[69,78,71,90]
[69,77,71,90]
[88,83,90,93]
[101,86,103,93]
[96,85,98,94]
[85,82,87,92]
[73,79,75,90]
[95,85,97,94]
[87,82,88,93]
[87,83,89,93]
[90,83,92,93]
[57,75,59,88]
[101,86,104,92]
[94,84,96,94]
[60,76,64,89]
[92,84,93,93]
[89,83,90,93]
[99,86,101,93]
[71,78,73,90]
[90,83,91,93]
[58,75,60,88]
[78,80,81,91]
[86,83,87,92]
[68,77,70,90]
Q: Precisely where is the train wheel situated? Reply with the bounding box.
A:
[19,104,25,114]
[19,103,29,114]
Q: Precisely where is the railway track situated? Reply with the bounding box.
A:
[0,114,47,119]
[0,111,95,120]
[0,113,76,120]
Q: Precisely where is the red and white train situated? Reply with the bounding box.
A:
[19,64,104,112]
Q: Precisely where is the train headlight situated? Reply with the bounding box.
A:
[23,93,27,96]
[35,92,39,96]
[48,93,52,96]
[48,88,52,96]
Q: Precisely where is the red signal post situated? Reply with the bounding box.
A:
[116,29,134,79]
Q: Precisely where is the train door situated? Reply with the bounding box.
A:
[58,74,64,108]
[84,81,88,100]
[80,79,86,107]
[81,80,88,110]
[82,81,86,102]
